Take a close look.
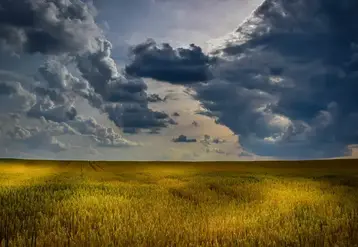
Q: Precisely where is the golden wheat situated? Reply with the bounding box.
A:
[0,159,358,246]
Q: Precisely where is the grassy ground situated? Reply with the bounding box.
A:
[0,159,358,246]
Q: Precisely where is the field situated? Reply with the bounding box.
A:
[1,159,358,247]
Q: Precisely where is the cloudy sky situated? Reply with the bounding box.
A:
[0,0,357,160]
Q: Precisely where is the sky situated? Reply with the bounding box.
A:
[0,0,357,160]
[93,1,261,49]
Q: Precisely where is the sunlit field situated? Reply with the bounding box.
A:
[1,159,358,246]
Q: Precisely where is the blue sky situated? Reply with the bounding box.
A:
[93,0,262,61]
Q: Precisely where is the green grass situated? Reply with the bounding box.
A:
[0,159,358,246]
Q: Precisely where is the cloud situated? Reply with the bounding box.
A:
[27,96,77,123]
[38,59,91,93]
[148,93,164,103]
[192,121,199,127]
[0,80,36,114]
[36,57,103,109]
[0,0,101,127]
[125,39,213,84]
[172,134,197,143]
[0,63,80,124]
[0,0,173,156]
[129,0,358,159]
[35,115,139,148]
[195,0,358,158]
[199,134,227,155]
[201,134,225,145]
[76,38,173,131]
[0,113,140,157]
[5,125,69,153]
[66,116,138,147]
[0,0,101,55]
[0,117,77,156]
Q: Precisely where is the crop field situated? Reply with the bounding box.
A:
[0,159,358,246]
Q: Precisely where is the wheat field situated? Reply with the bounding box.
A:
[0,159,358,246]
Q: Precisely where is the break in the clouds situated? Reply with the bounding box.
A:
[129,0,358,159]
[0,0,172,157]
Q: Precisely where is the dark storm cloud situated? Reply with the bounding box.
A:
[33,50,170,130]
[0,0,171,125]
[0,0,101,54]
[77,38,172,131]
[0,0,99,128]
[129,0,358,159]
[104,103,169,130]
[0,0,170,155]
[125,39,213,84]
[197,0,358,158]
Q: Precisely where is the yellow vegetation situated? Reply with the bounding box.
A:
[0,159,358,246]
